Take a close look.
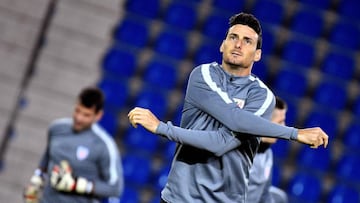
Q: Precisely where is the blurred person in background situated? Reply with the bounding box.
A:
[246,96,288,203]
[24,87,123,203]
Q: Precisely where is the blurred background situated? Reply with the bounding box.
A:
[0,0,359,202]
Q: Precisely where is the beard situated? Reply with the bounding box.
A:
[73,122,91,133]
[224,57,249,70]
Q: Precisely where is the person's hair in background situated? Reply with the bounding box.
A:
[78,87,104,113]
[227,12,263,49]
[275,96,287,111]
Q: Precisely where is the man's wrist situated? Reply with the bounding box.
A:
[290,128,298,140]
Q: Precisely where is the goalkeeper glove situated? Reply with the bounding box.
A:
[24,169,44,203]
[50,160,93,194]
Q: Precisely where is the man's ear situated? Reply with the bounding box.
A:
[95,110,103,122]
[220,41,225,53]
[254,49,262,62]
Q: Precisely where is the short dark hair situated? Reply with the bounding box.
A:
[227,12,262,49]
[78,87,104,113]
[275,96,287,110]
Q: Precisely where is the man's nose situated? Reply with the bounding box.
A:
[235,40,242,48]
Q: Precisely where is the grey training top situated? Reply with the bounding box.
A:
[156,62,297,203]
[39,118,123,203]
[247,147,274,203]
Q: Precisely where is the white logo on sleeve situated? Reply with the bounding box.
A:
[76,146,89,161]
[233,98,245,109]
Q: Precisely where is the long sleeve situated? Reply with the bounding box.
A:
[92,138,123,198]
[156,121,241,156]
[38,130,51,172]
[186,64,298,140]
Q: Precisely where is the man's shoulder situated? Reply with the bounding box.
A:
[191,62,220,73]
[189,62,222,82]
[91,124,118,149]
[248,75,273,93]
[46,118,73,138]
[49,118,72,129]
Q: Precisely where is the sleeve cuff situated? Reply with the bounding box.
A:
[155,121,168,135]
[290,128,298,140]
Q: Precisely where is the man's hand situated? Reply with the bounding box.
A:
[50,160,93,194]
[24,169,44,203]
[297,127,329,148]
[128,107,161,133]
[261,137,277,144]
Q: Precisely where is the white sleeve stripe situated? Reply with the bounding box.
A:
[201,64,233,104]
[254,78,274,116]
[92,124,119,185]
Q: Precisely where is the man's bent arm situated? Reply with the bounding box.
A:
[156,121,241,156]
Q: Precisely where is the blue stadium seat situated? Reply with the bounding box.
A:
[202,12,229,42]
[154,164,171,191]
[155,30,187,59]
[338,0,360,22]
[102,47,137,78]
[119,186,139,203]
[171,104,183,126]
[298,0,331,10]
[321,51,355,80]
[212,0,245,13]
[271,163,282,187]
[287,172,322,203]
[273,69,308,97]
[114,18,149,48]
[122,153,151,185]
[336,154,360,183]
[253,0,284,25]
[343,123,360,152]
[184,0,203,3]
[144,59,178,90]
[261,28,275,55]
[124,126,160,153]
[150,196,161,203]
[284,98,298,126]
[135,89,168,119]
[327,184,360,203]
[282,40,315,68]
[126,0,160,19]
[98,77,129,110]
[297,145,331,172]
[194,41,222,66]
[304,110,338,138]
[98,110,118,137]
[165,2,197,30]
[163,141,176,161]
[329,22,360,51]
[353,97,360,116]
[313,81,347,110]
[271,139,290,160]
[291,10,324,38]
[252,60,269,81]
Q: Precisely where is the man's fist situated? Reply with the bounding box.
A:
[297,127,329,148]
[50,160,93,194]
[24,169,44,203]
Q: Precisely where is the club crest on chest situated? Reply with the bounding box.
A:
[233,98,245,109]
[76,145,89,161]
